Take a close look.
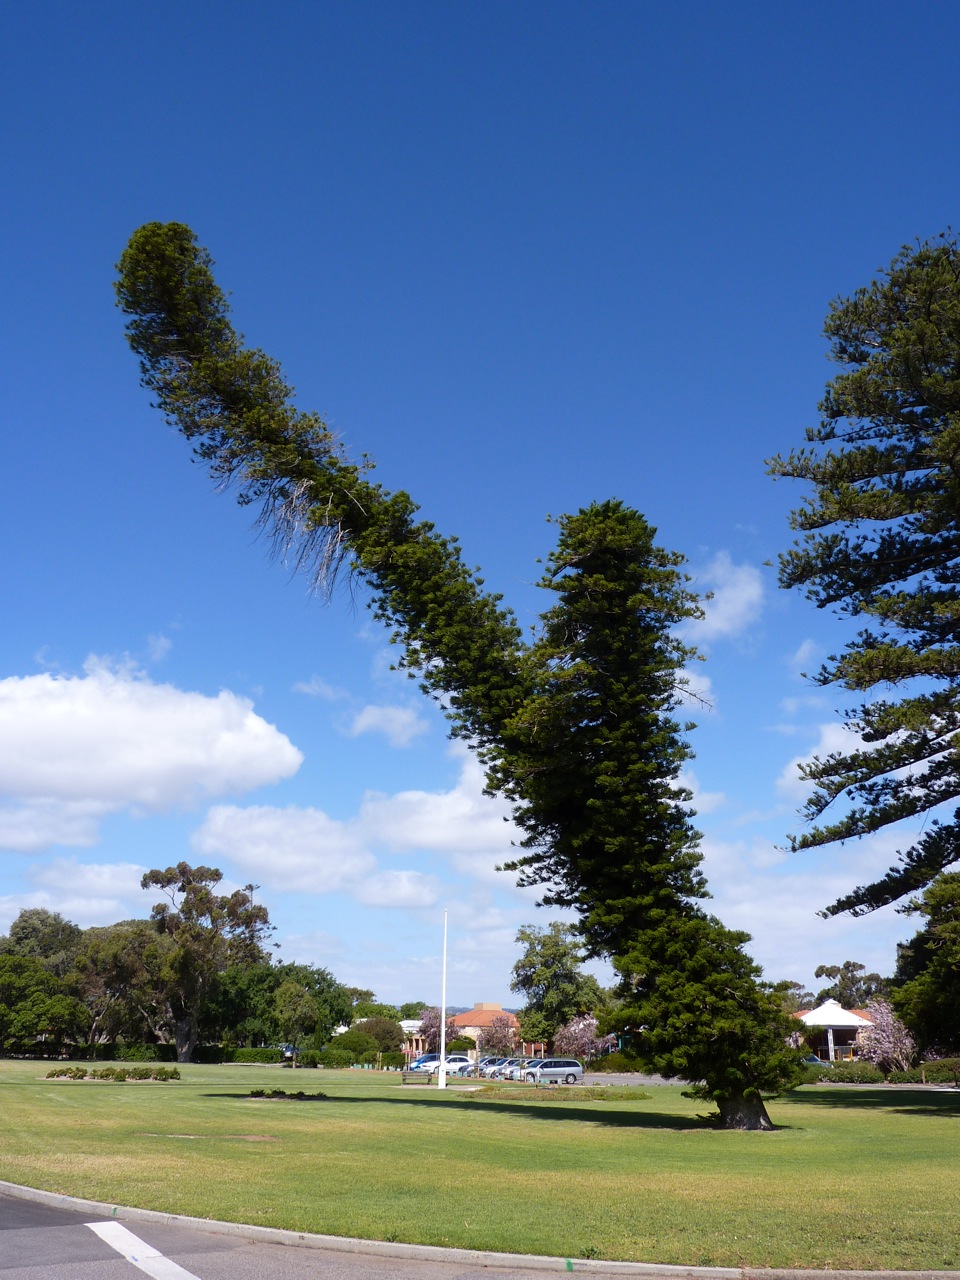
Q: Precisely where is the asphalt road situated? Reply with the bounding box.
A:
[0,1192,672,1280]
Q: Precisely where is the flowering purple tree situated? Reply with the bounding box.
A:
[417,1006,443,1054]
[553,1015,616,1062]
[477,1014,516,1056]
[857,998,916,1074]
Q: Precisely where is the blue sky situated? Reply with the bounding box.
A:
[3,2,960,1006]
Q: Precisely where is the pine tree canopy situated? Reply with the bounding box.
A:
[770,230,960,916]
[115,222,803,1125]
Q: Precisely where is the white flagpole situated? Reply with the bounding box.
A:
[437,909,448,1091]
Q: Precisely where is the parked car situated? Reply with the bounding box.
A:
[428,1054,473,1075]
[523,1058,584,1085]
[408,1054,440,1072]
[504,1058,541,1080]
[480,1058,509,1077]
[490,1057,528,1079]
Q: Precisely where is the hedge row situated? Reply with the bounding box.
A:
[888,1058,960,1084]
[46,1065,180,1081]
[587,1051,643,1073]
[803,1061,885,1084]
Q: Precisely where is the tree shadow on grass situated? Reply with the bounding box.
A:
[207,1091,786,1131]
[781,1087,960,1116]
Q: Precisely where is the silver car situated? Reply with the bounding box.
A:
[504,1057,542,1080]
[523,1058,584,1084]
[490,1057,526,1079]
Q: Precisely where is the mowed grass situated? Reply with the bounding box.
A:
[2,1060,959,1268]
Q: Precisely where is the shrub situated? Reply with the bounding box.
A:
[806,1061,884,1084]
[232,1047,283,1064]
[587,1050,643,1073]
[888,1057,960,1084]
[381,1051,406,1069]
[249,1087,328,1100]
[45,1064,178,1082]
[194,1044,232,1064]
[317,1048,353,1069]
[113,1044,157,1062]
[447,1038,474,1052]
[333,1027,379,1057]
[298,1050,320,1068]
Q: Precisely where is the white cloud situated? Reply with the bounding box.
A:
[0,659,302,853]
[358,746,521,883]
[191,744,525,912]
[193,803,375,893]
[147,633,172,662]
[293,676,348,701]
[354,870,441,909]
[776,721,865,802]
[788,638,819,677]
[693,552,764,641]
[678,667,715,712]
[348,704,429,747]
[0,858,150,932]
[679,768,725,815]
[699,830,913,991]
[0,799,109,853]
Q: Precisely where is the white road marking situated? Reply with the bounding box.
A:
[86,1220,201,1279]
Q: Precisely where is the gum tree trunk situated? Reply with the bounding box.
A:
[174,1015,197,1063]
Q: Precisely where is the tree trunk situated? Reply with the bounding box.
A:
[173,1015,197,1063]
[716,1091,774,1130]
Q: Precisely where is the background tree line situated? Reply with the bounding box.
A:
[0,865,426,1063]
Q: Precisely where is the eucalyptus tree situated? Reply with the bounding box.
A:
[140,862,273,1060]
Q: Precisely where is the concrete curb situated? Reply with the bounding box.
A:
[2,1179,958,1279]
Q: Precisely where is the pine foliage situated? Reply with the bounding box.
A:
[115,223,803,1124]
[770,231,960,914]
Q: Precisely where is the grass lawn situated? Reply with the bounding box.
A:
[2,1059,959,1269]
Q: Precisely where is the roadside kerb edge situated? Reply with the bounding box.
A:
[1,1179,957,1279]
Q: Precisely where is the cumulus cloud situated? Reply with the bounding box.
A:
[147,634,172,662]
[191,744,524,912]
[193,804,375,893]
[679,768,725,815]
[699,830,912,990]
[678,667,715,712]
[0,858,151,932]
[776,721,866,802]
[0,658,302,852]
[293,676,349,701]
[788,638,820,678]
[348,704,429,747]
[359,746,521,883]
[0,799,109,853]
[693,552,764,641]
[354,870,441,909]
